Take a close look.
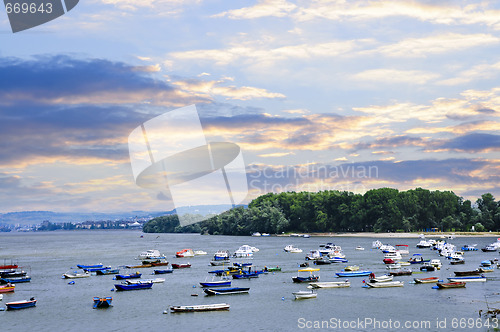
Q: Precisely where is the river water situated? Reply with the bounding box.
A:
[0,231,499,331]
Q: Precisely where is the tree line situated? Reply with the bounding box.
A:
[142,188,500,235]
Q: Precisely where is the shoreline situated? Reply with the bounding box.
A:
[279,232,500,238]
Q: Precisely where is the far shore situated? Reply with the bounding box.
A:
[278,232,500,238]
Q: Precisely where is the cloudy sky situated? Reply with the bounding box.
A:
[0,0,499,213]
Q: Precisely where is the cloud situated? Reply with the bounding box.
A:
[351,69,440,85]
[440,133,500,152]
[213,0,297,19]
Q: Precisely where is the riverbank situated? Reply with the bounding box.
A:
[279,232,500,238]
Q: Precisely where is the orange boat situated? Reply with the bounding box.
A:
[0,283,15,293]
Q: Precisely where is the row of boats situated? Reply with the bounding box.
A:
[0,262,34,310]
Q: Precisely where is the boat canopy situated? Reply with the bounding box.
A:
[298,268,320,272]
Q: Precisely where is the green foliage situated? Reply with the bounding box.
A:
[142,188,499,234]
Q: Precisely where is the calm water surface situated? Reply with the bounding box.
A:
[0,231,499,332]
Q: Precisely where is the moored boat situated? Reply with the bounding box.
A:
[77,264,102,269]
[292,290,317,299]
[95,269,120,275]
[284,245,303,253]
[176,249,195,258]
[0,283,15,293]
[126,278,165,284]
[336,271,372,278]
[365,281,404,288]
[115,272,141,280]
[343,265,359,272]
[200,280,231,288]
[93,296,112,309]
[447,276,486,282]
[154,269,173,274]
[309,281,350,288]
[1,276,31,283]
[6,298,36,310]
[169,303,230,312]
[436,282,466,289]
[171,263,191,269]
[114,281,153,291]
[203,287,249,295]
[414,277,439,284]
[292,268,320,283]
[454,270,480,276]
[63,271,90,279]
[369,274,393,283]
[389,269,412,276]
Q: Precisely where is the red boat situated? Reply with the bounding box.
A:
[383,258,396,264]
[171,263,191,269]
[436,282,466,289]
[0,283,15,293]
[0,264,18,270]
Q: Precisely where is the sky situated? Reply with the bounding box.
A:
[0,0,499,214]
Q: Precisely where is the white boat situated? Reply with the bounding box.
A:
[62,271,90,279]
[305,250,322,260]
[385,263,401,269]
[355,246,365,251]
[369,275,393,283]
[233,245,254,258]
[169,303,230,313]
[194,250,207,256]
[379,244,396,252]
[308,281,350,288]
[365,281,404,288]
[138,249,166,260]
[284,245,303,253]
[126,278,165,284]
[447,276,486,282]
[395,244,409,255]
[0,294,3,301]
[261,233,270,237]
[292,290,317,299]
[416,240,432,248]
[176,249,195,258]
[372,240,383,249]
[251,232,261,237]
[384,252,402,261]
[430,259,442,269]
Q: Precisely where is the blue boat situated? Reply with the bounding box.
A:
[95,269,120,275]
[1,276,31,283]
[77,264,103,269]
[84,266,111,272]
[93,297,113,308]
[114,282,152,291]
[154,269,173,274]
[6,298,36,310]
[233,262,252,267]
[232,272,259,279]
[115,272,141,280]
[336,271,372,277]
[329,257,348,263]
[408,254,430,264]
[461,245,478,251]
[200,280,232,287]
[480,260,492,267]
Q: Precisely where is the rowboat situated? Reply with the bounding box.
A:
[114,281,153,291]
[93,297,112,309]
[389,269,412,276]
[365,281,404,288]
[171,263,191,269]
[1,276,31,283]
[336,271,371,278]
[414,277,439,284]
[115,272,141,280]
[0,270,27,278]
[436,282,466,289]
[454,270,480,276]
[0,284,15,293]
[266,266,281,272]
[308,281,350,288]
[83,266,111,272]
[95,269,120,275]
[369,275,393,283]
[77,264,102,269]
[126,278,165,284]
[200,280,231,288]
[154,269,173,274]
[292,290,317,299]
[479,267,495,273]
[6,298,36,310]
[63,271,90,279]
[232,273,259,279]
[169,303,230,313]
[203,287,250,295]
[292,268,320,283]
[447,276,486,282]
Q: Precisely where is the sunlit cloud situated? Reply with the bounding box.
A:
[213,0,297,19]
[351,69,440,85]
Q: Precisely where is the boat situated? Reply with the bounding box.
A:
[126,278,165,284]
[447,276,486,282]
[336,271,371,278]
[436,282,466,289]
[308,281,350,288]
[0,283,15,293]
[389,269,412,276]
[408,254,429,264]
[77,264,102,269]
[138,249,166,260]
[430,259,442,270]
[171,263,191,269]
[292,268,320,283]
[355,246,365,251]
[284,245,303,253]
[395,244,410,255]
[461,245,478,251]
[194,250,207,256]
[372,240,383,249]
[329,257,348,263]
[62,271,91,279]
[150,261,170,267]
[154,269,173,274]
[313,258,331,265]
[176,249,195,258]
[200,280,231,288]
[252,232,261,237]
[479,266,495,273]
[0,270,27,278]
[369,275,393,283]
[5,298,36,310]
[385,263,401,270]
[169,303,230,312]
[265,266,281,272]
[414,277,439,284]
[93,296,112,309]
[233,245,254,258]
[420,264,435,272]
[305,250,322,261]
[416,240,432,248]
[0,263,18,270]
[232,272,259,279]
[365,281,404,288]
[95,269,120,275]
[83,266,111,272]
[261,233,270,237]
[454,270,480,276]
[1,276,31,283]
[203,287,250,295]
[114,281,153,291]
[450,257,465,265]
[481,245,497,252]
[115,272,141,280]
[481,260,493,267]
[0,294,2,301]
[384,252,402,261]
[292,290,317,299]
[343,265,359,272]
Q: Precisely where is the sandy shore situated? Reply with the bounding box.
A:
[280,232,500,238]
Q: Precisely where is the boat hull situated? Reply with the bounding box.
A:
[170,303,230,312]
[93,297,112,309]
[309,281,350,288]
[436,282,466,289]
[203,287,249,295]
[6,299,36,310]
[114,282,153,291]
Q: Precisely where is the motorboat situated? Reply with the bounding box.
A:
[292,268,320,283]
[305,250,322,261]
[447,276,486,282]
[336,271,371,277]
[194,250,207,256]
[343,265,359,271]
[0,283,15,293]
[169,303,230,312]
[284,245,303,253]
[308,281,350,288]
[252,232,261,237]
[365,281,404,288]
[430,259,442,269]
[138,249,166,260]
[416,240,432,249]
[126,278,165,284]
[5,298,36,310]
[372,240,383,249]
[355,246,365,251]
[461,245,478,251]
[384,252,402,261]
[176,249,195,258]
[233,245,254,258]
[369,275,393,283]
[114,281,153,291]
[408,254,429,264]
[395,244,410,255]
[62,271,90,279]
